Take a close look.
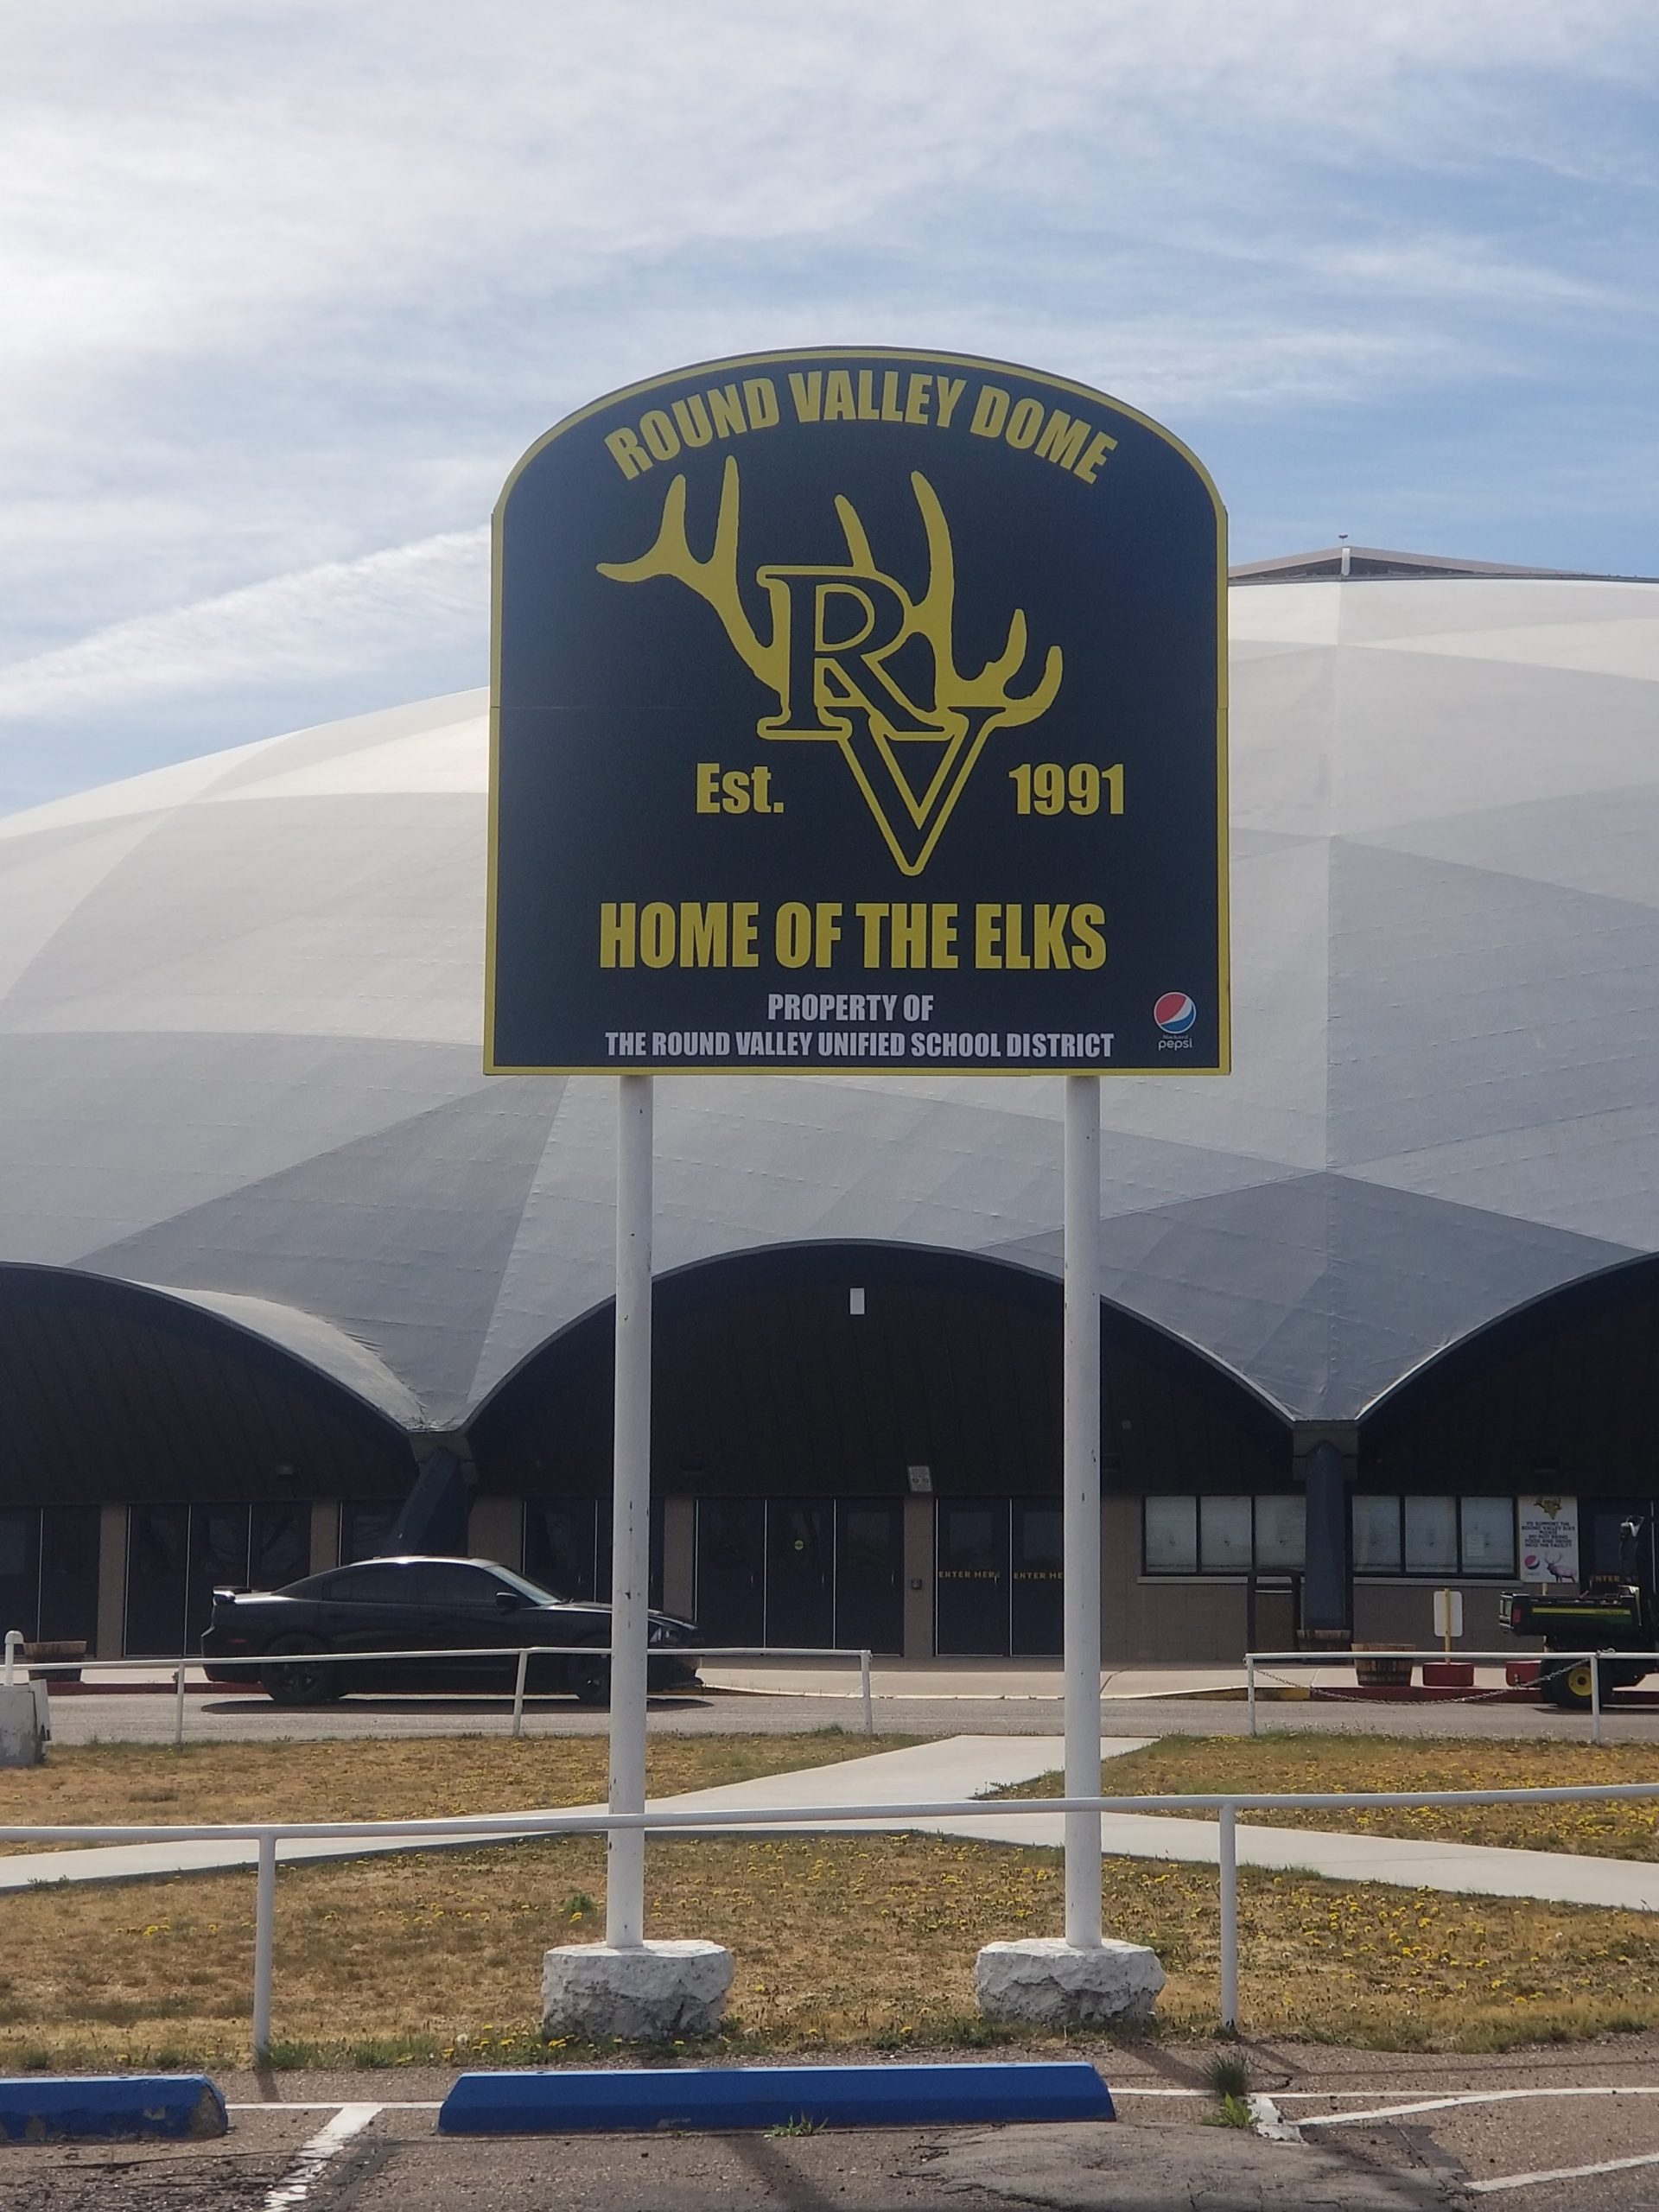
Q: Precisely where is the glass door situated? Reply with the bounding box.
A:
[695,1499,766,1648]
[38,1508,99,1645]
[936,1500,1010,1655]
[835,1502,904,1655]
[125,1506,189,1656]
[525,1498,601,1599]
[765,1500,834,1649]
[1011,1500,1064,1656]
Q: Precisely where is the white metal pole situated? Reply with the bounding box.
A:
[1245,1652,1257,1738]
[1218,1802,1238,2031]
[1591,1650,1604,1747]
[606,1073,653,1948]
[861,1649,874,1738]
[252,1829,276,2060]
[173,1662,188,1751]
[512,1645,530,1740]
[1063,1072,1103,1949]
[3,1630,19,1686]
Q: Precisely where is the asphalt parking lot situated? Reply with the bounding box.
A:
[22,2043,1659,2211]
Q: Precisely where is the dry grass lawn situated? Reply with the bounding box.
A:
[1006,1735,1659,1859]
[0,1731,912,1847]
[10,1828,1659,2069]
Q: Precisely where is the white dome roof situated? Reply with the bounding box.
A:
[3,572,1656,1427]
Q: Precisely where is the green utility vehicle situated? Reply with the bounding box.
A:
[1501,1520,1657,1707]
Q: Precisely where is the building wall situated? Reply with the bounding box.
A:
[1353,1580,1510,1651]
[467,1493,524,1570]
[1102,1495,1253,1662]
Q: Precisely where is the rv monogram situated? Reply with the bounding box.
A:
[600,457,1063,877]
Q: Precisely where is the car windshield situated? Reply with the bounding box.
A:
[490,1564,577,1606]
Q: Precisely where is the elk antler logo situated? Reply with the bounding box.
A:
[598,457,1064,876]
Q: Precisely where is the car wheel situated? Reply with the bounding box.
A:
[259,1637,341,1707]
[569,1656,611,1707]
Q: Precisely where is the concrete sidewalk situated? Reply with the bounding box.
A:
[12,1732,1659,1916]
[0,1734,1088,1892]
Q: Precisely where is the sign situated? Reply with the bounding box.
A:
[1432,1587,1463,1642]
[1518,1496,1579,1586]
[487,348,1227,1076]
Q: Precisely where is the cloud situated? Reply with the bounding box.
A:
[0,530,486,720]
[0,0,1655,807]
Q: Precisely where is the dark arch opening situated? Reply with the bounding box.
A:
[0,1264,421,1655]
[0,1263,417,1508]
[1360,1252,1659,1496]
[468,1240,1291,1498]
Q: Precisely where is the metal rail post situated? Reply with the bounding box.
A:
[1218,1801,1238,2032]
[1063,1073,1103,1949]
[607,1073,652,1948]
[861,1649,874,1738]
[173,1662,188,1751]
[1591,1650,1604,1747]
[252,1829,276,2060]
[3,1630,19,1686]
[1245,1653,1257,1738]
[512,1645,530,1739]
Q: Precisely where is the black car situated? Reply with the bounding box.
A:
[201,1554,702,1707]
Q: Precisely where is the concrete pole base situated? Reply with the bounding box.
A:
[0,1684,48,1767]
[976,1936,1166,2027]
[542,1939,734,2041]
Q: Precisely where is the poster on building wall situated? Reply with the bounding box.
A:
[487,347,1227,1077]
[1518,1496,1579,1585]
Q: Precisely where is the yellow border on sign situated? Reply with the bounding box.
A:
[484,346,1229,1079]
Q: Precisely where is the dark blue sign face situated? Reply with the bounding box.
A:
[488,348,1227,1076]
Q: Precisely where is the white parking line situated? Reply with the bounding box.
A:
[1471,2149,1659,2195]
[263,2104,383,2211]
[1300,2085,1659,2128]
[1246,2093,1302,2143]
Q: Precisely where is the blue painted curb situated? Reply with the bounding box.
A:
[439,2060,1114,2134]
[0,2075,227,2144]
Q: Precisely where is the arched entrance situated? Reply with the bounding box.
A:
[467,1243,1292,1657]
[0,1264,418,1654]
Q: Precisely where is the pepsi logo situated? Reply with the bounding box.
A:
[1154,992,1197,1035]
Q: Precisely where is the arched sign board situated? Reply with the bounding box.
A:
[486,348,1227,1077]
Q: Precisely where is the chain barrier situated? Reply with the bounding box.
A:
[1246,1648,1643,1744]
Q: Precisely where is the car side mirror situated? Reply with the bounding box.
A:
[493,1588,520,1612]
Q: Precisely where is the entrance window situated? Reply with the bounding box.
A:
[696,1499,766,1648]
[766,1501,834,1649]
[1353,1495,1403,1573]
[1254,1496,1306,1571]
[1011,1503,1063,1657]
[1354,1495,1517,1578]
[936,1501,1009,1656]
[0,1510,37,1642]
[126,1503,308,1656]
[522,1499,659,1608]
[1459,1497,1516,1575]
[690,1498,905,1655]
[1403,1497,1458,1575]
[1198,1497,1253,1572]
[835,1503,903,1655]
[126,1506,189,1656]
[525,1499,601,1600]
[341,1503,397,1563]
[1141,1496,1310,1574]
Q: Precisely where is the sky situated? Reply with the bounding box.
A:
[1,0,1656,812]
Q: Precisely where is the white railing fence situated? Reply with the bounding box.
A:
[3,1639,878,1744]
[11,1779,1659,2055]
[1244,1647,1658,1746]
